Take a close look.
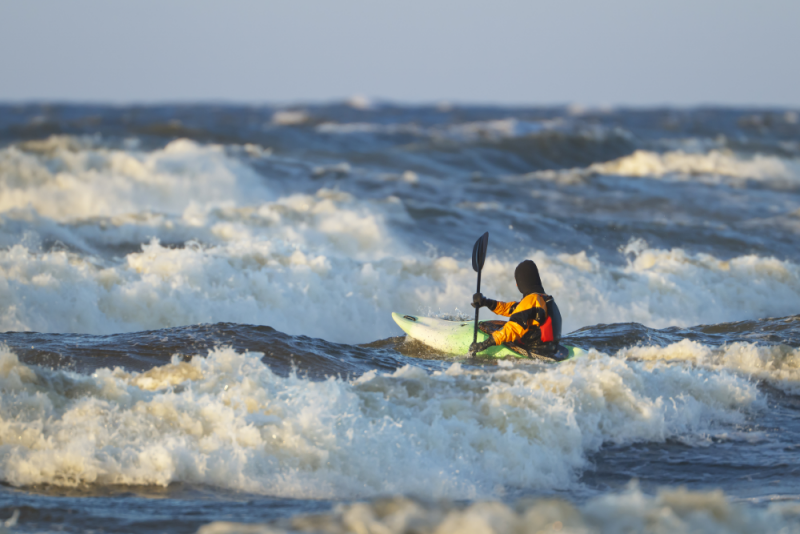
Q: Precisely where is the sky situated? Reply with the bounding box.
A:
[1,0,798,107]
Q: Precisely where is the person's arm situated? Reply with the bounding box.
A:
[473,294,533,318]
[491,300,518,317]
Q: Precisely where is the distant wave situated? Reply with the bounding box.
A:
[592,149,800,187]
[519,149,800,189]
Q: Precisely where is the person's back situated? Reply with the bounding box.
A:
[469,259,561,356]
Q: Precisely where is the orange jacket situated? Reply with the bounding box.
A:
[489,293,548,345]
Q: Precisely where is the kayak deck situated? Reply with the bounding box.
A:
[391,312,586,361]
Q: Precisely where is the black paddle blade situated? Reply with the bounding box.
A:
[472,232,489,272]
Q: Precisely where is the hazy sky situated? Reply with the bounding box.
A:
[1,0,798,107]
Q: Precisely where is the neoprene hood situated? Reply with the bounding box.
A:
[514,260,545,296]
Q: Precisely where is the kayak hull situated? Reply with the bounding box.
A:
[391,312,586,361]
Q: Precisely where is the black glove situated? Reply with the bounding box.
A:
[471,293,498,310]
[469,338,495,356]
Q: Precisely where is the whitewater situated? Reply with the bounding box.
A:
[0,103,799,533]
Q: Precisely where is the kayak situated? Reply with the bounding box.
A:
[391,312,587,361]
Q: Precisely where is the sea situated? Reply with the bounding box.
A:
[0,102,799,533]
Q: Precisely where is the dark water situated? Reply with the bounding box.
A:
[1,103,799,533]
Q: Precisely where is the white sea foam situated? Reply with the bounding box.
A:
[198,486,800,534]
[0,188,416,338]
[591,149,800,187]
[271,110,310,126]
[1,227,799,341]
[0,137,271,221]
[347,95,373,110]
[539,238,800,332]
[623,338,800,395]
[520,148,800,189]
[0,345,761,497]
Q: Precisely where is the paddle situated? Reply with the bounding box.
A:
[471,232,489,344]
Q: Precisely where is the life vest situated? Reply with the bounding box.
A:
[513,294,560,345]
[521,295,560,344]
[544,295,562,342]
[539,315,555,343]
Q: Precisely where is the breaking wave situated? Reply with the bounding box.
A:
[2,232,798,343]
[2,135,797,343]
[591,149,800,187]
[198,486,800,534]
[0,345,762,497]
[0,136,272,221]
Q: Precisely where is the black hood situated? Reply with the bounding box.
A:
[515,260,545,296]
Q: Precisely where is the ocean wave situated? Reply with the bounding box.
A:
[314,119,635,172]
[0,136,271,222]
[0,345,761,497]
[3,103,800,533]
[519,148,800,190]
[591,149,800,186]
[315,118,545,141]
[1,135,798,342]
[0,187,414,339]
[316,117,632,145]
[197,486,800,534]
[1,232,798,342]
[622,339,800,395]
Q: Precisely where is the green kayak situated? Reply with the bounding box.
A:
[391,312,586,361]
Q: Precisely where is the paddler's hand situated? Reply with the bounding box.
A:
[471,293,497,311]
[469,338,495,356]
[471,292,487,309]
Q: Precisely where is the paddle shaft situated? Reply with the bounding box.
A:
[473,269,482,343]
[470,231,489,347]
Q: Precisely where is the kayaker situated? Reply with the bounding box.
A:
[468,259,561,356]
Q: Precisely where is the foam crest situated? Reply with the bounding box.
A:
[481,241,800,333]
[0,137,271,221]
[591,149,800,186]
[0,187,409,339]
[622,339,800,395]
[0,346,761,497]
[198,486,800,534]
[2,231,798,341]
